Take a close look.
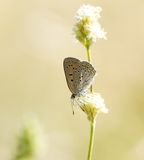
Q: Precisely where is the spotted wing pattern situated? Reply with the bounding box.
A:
[63,57,96,95]
[63,57,80,94]
[73,61,96,94]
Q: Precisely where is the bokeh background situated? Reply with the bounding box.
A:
[0,0,144,160]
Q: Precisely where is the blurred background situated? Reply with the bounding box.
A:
[0,0,144,160]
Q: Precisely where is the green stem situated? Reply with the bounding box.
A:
[86,45,92,92]
[86,45,91,63]
[86,45,95,160]
[87,120,95,160]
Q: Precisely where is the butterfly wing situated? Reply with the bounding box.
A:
[73,61,96,94]
[63,57,81,94]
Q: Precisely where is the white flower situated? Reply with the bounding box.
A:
[73,93,108,121]
[75,4,102,21]
[73,4,107,47]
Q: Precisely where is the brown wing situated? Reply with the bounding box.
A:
[73,61,96,94]
[63,57,80,94]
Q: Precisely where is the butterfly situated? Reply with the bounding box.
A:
[63,57,96,99]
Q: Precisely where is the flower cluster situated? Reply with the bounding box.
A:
[12,119,45,160]
[74,93,108,121]
[73,4,107,47]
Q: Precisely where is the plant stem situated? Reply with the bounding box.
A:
[87,120,95,160]
[86,45,95,160]
[86,45,92,92]
[86,45,91,64]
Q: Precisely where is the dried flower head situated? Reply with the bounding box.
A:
[73,4,107,47]
[74,93,108,122]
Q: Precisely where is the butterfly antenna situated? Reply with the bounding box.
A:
[71,98,75,115]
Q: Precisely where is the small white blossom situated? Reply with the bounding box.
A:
[73,4,107,47]
[75,5,102,21]
[74,93,108,121]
